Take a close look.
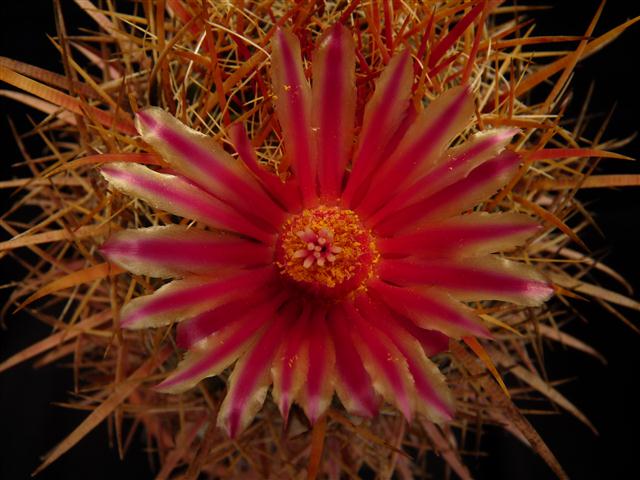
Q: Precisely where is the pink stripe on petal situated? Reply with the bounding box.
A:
[343,303,415,420]
[156,292,286,394]
[342,51,413,206]
[357,86,474,216]
[218,304,294,437]
[378,256,553,306]
[376,106,420,179]
[101,225,273,278]
[230,123,301,212]
[368,128,517,225]
[369,279,488,338]
[396,317,450,357]
[176,300,246,350]
[375,150,521,236]
[136,108,285,229]
[271,29,316,205]
[327,307,378,418]
[356,296,453,422]
[101,163,274,243]
[312,24,356,198]
[379,212,540,259]
[271,304,309,419]
[400,349,452,422]
[176,287,277,350]
[120,268,274,329]
[303,308,335,422]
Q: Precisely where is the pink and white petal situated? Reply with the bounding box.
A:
[160,323,257,394]
[342,51,413,206]
[176,286,278,349]
[101,225,273,278]
[368,128,517,225]
[327,307,379,418]
[217,305,294,438]
[300,308,336,423]
[120,268,274,329]
[355,296,454,422]
[386,329,453,423]
[271,305,310,419]
[271,29,315,204]
[101,163,274,243]
[379,212,540,259]
[378,256,553,306]
[135,107,285,229]
[230,123,301,212]
[396,317,450,357]
[377,106,419,170]
[375,150,521,236]
[357,86,475,216]
[156,294,285,394]
[312,24,356,198]
[176,299,250,350]
[343,303,416,420]
[369,279,488,339]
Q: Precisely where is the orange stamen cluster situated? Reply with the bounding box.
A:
[277,206,378,293]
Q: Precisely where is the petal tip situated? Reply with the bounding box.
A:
[434,406,455,424]
[154,371,197,395]
[99,164,116,177]
[135,109,150,123]
[473,324,493,340]
[118,303,145,330]
[397,48,410,61]
[134,108,163,136]
[153,380,177,394]
[273,27,287,46]
[327,22,350,42]
[402,407,414,423]
[98,240,114,256]
[539,281,555,301]
[98,245,120,269]
[99,162,129,182]
[280,399,292,423]
[119,316,137,329]
[219,409,242,439]
[501,126,521,139]
[522,280,555,306]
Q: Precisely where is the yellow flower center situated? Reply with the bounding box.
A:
[276,206,378,295]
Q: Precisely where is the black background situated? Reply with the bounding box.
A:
[1,1,638,479]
